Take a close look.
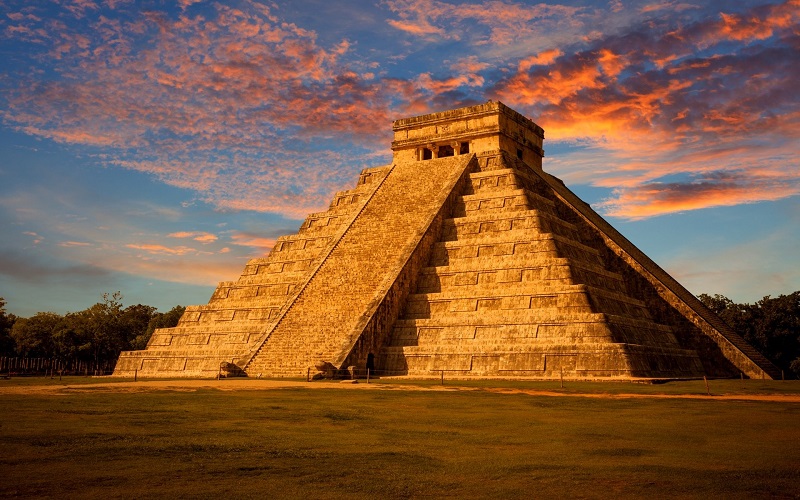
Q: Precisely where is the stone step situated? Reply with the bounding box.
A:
[232,271,309,286]
[421,255,626,290]
[389,316,678,348]
[408,284,652,319]
[429,230,603,266]
[441,210,580,241]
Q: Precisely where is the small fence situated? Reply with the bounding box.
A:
[0,357,116,377]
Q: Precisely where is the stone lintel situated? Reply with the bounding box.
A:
[392,101,544,139]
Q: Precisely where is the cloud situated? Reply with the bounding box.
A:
[58,241,92,247]
[23,231,43,245]
[518,49,563,72]
[0,249,110,284]
[386,18,446,39]
[599,170,800,219]
[640,2,698,14]
[490,0,800,218]
[229,232,276,251]
[177,0,203,10]
[64,0,99,18]
[384,0,582,46]
[1,2,410,217]
[125,244,199,256]
[168,231,219,243]
[2,0,798,224]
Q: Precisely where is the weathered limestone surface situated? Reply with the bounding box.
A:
[114,101,779,380]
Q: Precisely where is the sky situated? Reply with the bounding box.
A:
[0,0,798,317]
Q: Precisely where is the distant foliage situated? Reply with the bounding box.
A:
[2,293,184,367]
[0,298,19,356]
[3,291,798,378]
[698,292,800,378]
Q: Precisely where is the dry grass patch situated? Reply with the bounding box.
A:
[1,378,799,498]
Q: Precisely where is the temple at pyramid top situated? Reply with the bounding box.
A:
[114,101,780,381]
[391,101,544,167]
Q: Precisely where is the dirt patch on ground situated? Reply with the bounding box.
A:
[2,378,799,402]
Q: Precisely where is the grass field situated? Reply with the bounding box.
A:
[1,377,799,499]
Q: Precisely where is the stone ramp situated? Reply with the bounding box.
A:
[244,154,475,377]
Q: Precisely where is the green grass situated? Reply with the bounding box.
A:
[1,378,799,499]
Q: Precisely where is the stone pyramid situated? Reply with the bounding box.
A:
[114,102,779,380]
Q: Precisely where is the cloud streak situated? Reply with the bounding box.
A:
[168,231,219,243]
[490,0,800,218]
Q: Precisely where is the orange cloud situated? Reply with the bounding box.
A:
[416,72,484,94]
[23,231,43,245]
[229,233,276,251]
[168,231,218,243]
[386,19,446,38]
[450,56,489,75]
[2,2,410,217]
[125,244,197,256]
[491,0,800,218]
[500,57,606,106]
[600,172,800,220]
[518,49,563,72]
[716,0,799,42]
[4,0,799,224]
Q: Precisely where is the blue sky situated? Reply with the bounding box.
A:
[1,0,798,317]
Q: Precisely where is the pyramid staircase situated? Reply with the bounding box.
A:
[242,154,474,377]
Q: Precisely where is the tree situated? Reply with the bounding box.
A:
[698,293,752,337]
[750,293,800,377]
[81,291,125,367]
[119,303,157,350]
[132,305,185,350]
[51,312,86,360]
[699,292,800,378]
[10,312,62,358]
[1,293,186,369]
[0,297,17,356]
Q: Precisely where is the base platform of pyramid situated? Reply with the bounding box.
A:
[114,102,779,380]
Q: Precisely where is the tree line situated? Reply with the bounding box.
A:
[0,293,184,371]
[0,291,797,378]
[698,292,800,378]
